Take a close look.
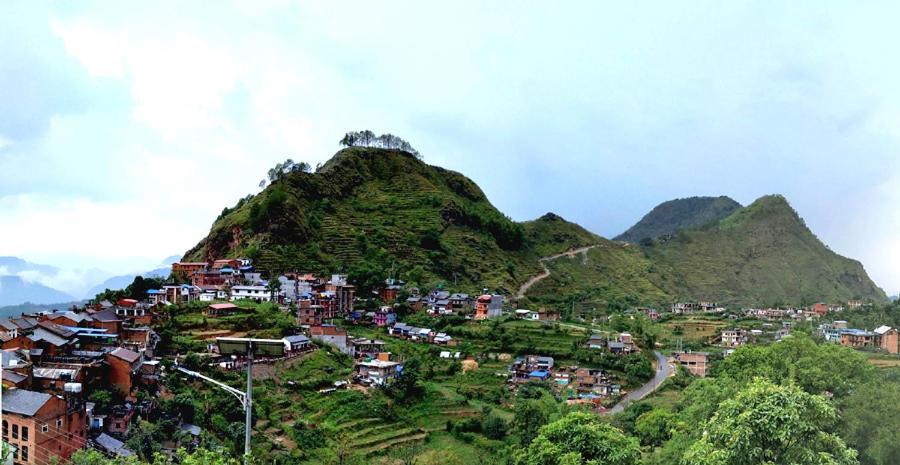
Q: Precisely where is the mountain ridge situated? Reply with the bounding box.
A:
[184,147,885,307]
[615,195,742,243]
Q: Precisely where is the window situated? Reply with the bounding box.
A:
[21,426,28,441]
[21,446,27,462]
[12,424,18,439]
[40,424,48,433]
[56,418,63,428]
[2,420,6,437]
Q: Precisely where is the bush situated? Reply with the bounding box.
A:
[482,414,509,440]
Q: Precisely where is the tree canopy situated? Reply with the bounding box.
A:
[513,411,640,465]
[681,379,858,465]
[339,130,421,158]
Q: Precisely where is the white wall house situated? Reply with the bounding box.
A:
[230,285,271,302]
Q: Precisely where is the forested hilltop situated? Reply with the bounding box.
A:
[615,196,742,244]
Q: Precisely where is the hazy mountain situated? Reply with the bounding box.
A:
[83,255,178,298]
[0,275,76,307]
[615,196,742,243]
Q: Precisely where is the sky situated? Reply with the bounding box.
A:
[1,1,899,295]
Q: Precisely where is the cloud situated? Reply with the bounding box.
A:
[0,1,899,294]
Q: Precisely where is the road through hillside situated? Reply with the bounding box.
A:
[603,351,672,415]
[515,245,599,300]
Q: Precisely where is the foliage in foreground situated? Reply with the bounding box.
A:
[68,448,241,465]
[682,379,857,465]
[513,411,640,465]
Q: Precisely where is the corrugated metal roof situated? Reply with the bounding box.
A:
[1,389,52,416]
[109,347,141,363]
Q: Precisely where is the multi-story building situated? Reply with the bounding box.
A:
[324,275,355,316]
[474,295,503,320]
[171,262,207,278]
[354,353,402,386]
[673,352,709,377]
[105,347,142,397]
[1,388,87,465]
[840,329,877,349]
[720,329,748,347]
[297,301,325,326]
[875,325,900,354]
[230,285,271,302]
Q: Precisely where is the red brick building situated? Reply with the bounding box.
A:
[1,389,87,465]
[812,302,829,317]
[105,347,142,396]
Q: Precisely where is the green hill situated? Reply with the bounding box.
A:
[526,195,887,309]
[184,147,597,294]
[184,148,885,308]
[640,195,887,306]
[615,196,742,243]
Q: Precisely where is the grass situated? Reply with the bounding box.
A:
[865,353,900,369]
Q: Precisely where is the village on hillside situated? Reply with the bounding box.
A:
[0,256,893,464]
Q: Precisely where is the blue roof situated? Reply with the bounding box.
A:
[147,289,162,294]
[841,328,874,336]
[529,370,550,379]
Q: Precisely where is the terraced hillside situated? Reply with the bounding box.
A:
[184,147,885,308]
[184,147,598,294]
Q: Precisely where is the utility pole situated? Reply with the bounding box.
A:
[177,337,283,465]
[244,341,253,462]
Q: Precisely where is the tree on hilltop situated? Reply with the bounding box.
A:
[339,130,422,159]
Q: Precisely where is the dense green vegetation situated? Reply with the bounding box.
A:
[87,293,900,465]
[184,147,597,295]
[642,195,886,306]
[528,195,887,309]
[615,196,742,244]
[185,147,883,310]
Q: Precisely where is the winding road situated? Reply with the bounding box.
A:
[603,351,672,415]
[515,245,599,300]
[514,244,671,414]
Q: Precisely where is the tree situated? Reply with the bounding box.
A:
[482,413,509,440]
[126,420,161,461]
[635,408,677,446]
[360,130,375,147]
[715,334,874,399]
[513,412,640,465]
[682,379,858,465]
[340,132,357,147]
[513,398,551,446]
[388,357,423,401]
[841,375,900,465]
[266,278,282,302]
[88,389,114,413]
[69,447,240,465]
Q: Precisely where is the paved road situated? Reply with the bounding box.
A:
[515,245,599,300]
[603,351,672,415]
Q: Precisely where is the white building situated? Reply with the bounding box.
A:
[230,285,271,302]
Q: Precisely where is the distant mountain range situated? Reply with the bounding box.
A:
[0,275,76,307]
[0,255,177,308]
[83,255,177,297]
[183,147,886,308]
